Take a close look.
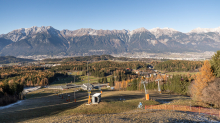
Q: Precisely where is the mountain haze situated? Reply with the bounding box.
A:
[0,26,220,56]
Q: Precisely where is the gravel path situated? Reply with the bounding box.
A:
[24,109,220,123]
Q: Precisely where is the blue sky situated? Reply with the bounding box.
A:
[0,0,219,34]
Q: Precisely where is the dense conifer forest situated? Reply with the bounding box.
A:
[153,60,203,72]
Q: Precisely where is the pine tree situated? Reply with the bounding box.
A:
[210,50,220,77]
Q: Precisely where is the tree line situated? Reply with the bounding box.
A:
[154,60,203,72]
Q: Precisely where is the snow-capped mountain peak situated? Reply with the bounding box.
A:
[149,27,178,32]
[189,27,220,33]
[2,26,59,42]
[149,27,179,38]
[128,27,149,35]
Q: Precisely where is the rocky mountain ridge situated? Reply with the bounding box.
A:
[0,26,220,56]
[189,27,220,33]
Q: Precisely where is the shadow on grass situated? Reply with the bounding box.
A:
[0,91,89,122]
[25,92,55,99]
[149,93,190,104]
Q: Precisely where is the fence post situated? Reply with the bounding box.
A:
[190,104,191,111]
[199,107,200,115]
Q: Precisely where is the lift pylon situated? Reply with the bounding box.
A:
[141,79,149,100]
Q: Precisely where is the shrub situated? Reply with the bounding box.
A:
[201,78,220,108]
[0,93,18,106]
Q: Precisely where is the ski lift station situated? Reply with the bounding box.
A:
[92,93,101,104]
[81,83,93,90]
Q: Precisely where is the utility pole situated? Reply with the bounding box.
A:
[155,79,162,94]
[87,61,90,104]
[99,78,102,93]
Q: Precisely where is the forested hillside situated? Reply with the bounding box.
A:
[154,60,203,72]
[0,56,34,64]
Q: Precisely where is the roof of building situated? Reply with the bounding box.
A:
[93,93,101,97]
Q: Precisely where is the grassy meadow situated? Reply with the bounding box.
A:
[165,72,199,75]
[50,71,112,86]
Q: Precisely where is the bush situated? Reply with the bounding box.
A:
[0,93,18,106]
[201,78,220,108]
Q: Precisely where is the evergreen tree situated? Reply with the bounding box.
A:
[210,50,220,77]
[103,77,107,83]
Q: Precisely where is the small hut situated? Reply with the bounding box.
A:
[92,93,101,104]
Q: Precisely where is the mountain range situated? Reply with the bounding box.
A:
[0,26,220,56]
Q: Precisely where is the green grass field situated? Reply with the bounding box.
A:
[51,71,112,86]
[25,88,80,99]
[165,72,199,75]
[158,70,199,75]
